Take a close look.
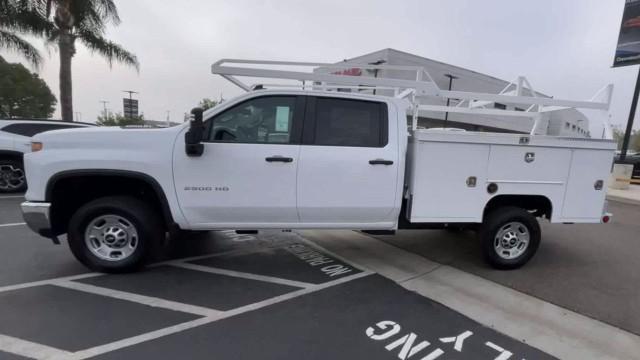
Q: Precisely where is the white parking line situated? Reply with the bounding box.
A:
[0,334,71,359]
[54,281,223,317]
[67,271,372,360]
[0,222,25,228]
[170,262,316,289]
[149,245,277,270]
[0,273,102,294]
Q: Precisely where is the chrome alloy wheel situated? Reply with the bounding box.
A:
[85,215,139,261]
[0,164,25,191]
[493,221,530,260]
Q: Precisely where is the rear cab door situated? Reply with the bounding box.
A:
[296,95,401,228]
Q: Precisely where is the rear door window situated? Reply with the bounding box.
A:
[305,97,388,147]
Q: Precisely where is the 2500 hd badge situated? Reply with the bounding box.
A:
[184,186,229,192]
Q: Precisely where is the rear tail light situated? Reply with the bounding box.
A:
[602,214,612,224]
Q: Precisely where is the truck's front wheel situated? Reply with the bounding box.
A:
[68,196,163,273]
[480,207,540,270]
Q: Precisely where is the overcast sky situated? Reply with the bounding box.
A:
[2,0,639,134]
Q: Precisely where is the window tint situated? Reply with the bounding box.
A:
[1,123,83,137]
[205,96,297,144]
[313,98,387,147]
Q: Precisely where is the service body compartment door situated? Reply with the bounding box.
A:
[562,149,611,220]
[409,141,489,222]
[297,97,399,226]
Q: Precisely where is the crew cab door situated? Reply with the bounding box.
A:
[297,97,400,226]
[173,95,304,227]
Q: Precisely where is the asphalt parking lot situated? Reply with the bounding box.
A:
[373,200,640,336]
[0,194,556,360]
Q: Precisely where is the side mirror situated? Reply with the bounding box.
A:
[185,107,204,157]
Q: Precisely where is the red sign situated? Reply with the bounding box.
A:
[332,68,362,76]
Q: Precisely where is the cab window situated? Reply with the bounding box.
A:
[204,96,299,144]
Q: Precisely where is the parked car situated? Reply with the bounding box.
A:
[0,119,94,193]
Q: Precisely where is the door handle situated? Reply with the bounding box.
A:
[369,159,394,165]
[265,156,293,163]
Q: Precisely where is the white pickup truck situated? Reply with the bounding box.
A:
[21,59,616,273]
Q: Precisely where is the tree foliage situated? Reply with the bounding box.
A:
[96,112,144,127]
[612,127,640,152]
[199,98,219,111]
[0,0,52,68]
[41,0,138,121]
[0,56,56,118]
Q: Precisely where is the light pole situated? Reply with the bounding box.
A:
[444,74,458,128]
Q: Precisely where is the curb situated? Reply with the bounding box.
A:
[607,194,640,206]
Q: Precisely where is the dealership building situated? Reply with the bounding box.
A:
[321,49,591,137]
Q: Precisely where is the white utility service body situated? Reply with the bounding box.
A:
[20,59,616,272]
[407,131,614,224]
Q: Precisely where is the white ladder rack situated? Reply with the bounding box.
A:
[211,59,613,135]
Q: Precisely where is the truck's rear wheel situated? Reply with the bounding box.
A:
[68,196,163,273]
[0,159,26,193]
[480,207,540,270]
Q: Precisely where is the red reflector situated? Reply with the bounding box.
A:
[602,215,610,223]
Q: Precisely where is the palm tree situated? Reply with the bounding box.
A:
[0,0,51,67]
[43,0,139,121]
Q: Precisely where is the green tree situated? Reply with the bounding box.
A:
[0,0,52,67]
[96,112,144,127]
[0,56,56,118]
[613,126,640,152]
[199,98,219,111]
[39,0,139,122]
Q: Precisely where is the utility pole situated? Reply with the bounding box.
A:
[99,100,109,118]
[443,74,458,127]
[166,110,171,127]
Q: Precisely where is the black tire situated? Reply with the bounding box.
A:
[479,206,541,270]
[0,159,27,193]
[68,196,164,273]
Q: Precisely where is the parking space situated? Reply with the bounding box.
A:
[0,195,555,360]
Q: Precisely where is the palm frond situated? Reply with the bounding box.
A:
[0,0,54,36]
[0,29,42,67]
[90,0,120,25]
[77,28,138,71]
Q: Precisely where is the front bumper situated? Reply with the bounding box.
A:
[21,201,54,238]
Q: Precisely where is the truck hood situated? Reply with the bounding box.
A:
[32,125,186,151]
